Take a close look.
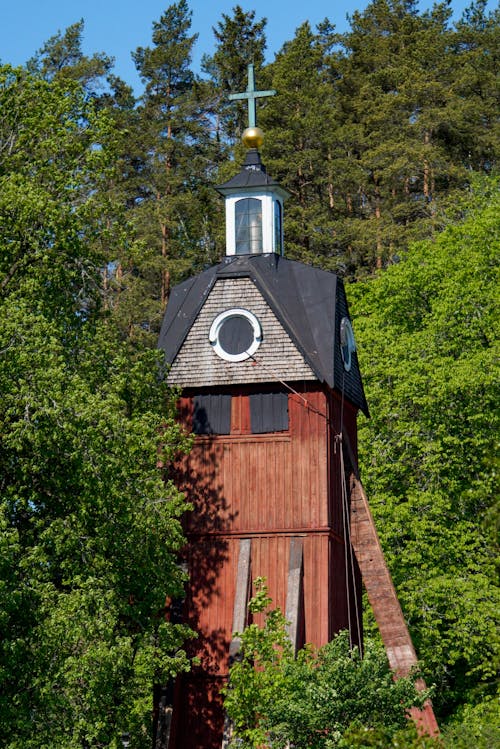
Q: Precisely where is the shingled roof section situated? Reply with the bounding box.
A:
[158,254,369,417]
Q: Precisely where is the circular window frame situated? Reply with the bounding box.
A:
[340,317,356,372]
[209,308,262,362]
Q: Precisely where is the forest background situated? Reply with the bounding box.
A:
[0,0,498,747]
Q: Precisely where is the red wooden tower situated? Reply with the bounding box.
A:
[158,66,438,748]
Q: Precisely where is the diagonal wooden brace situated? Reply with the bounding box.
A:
[343,432,439,737]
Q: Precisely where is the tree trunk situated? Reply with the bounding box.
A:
[374,184,383,270]
[423,129,431,202]
[161,222,170,310]
[327,149,335,209]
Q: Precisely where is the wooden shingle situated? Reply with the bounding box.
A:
[167,278,316,387]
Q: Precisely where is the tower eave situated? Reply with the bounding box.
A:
[216,181,290,201]
[215,148,291,200]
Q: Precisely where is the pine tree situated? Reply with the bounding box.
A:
[258,0,498,279]
[259,21,347,270]
[27,19,114,95]
[202,5,267,144]
[327,0,498,275]
[128,1,220,334]
[451,0,499,172]
[330,0,456,272]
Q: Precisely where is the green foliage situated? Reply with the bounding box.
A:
[338,723,441,748]
[129,1,221,326]
[441,696,500,748]
[261,0,498,276]
[0,65,192,748]
[261,21,341,268]
[27,19,114,94]
[0,65,115,319]
[351,178,499,715]
[0,318,192,748]
[223,580,426,748]
[1,2,499,741]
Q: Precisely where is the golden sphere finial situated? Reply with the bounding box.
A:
[242,126,264,149]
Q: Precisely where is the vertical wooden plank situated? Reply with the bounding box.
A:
[291,394,301,529]
[222,538,252,749]
[233,441,243,531]
[285,537,304,653]
[240,395,251,434]
[280,439,286,527]
[230,394,242,434]
[154,682,174,749]
[229,538,251,660]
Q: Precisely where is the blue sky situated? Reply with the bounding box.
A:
[1,0,490,94]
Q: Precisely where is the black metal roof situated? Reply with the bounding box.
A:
[216,149,290,196]
[158,254,369,416]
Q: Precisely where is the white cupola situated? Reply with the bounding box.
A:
[215,64,290,257]
[216,146,290,256]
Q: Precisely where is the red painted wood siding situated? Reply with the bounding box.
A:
[169,385,362,749]
[179,388,331,534]
[176,386,360,663]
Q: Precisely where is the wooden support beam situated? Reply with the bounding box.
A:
[285,537,304,654]
[349,474,418,675]
[228,537,252,663]
[153,682,175,749]
[349,473,439,736]
[222,538,252,749]
[342,432,439,737]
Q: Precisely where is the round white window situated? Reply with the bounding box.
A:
[209,308,262,362]
[340,317,356,372]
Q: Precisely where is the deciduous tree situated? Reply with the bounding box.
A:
[223,580,428,748]
[0,65,191,749]
[130,1,220,331]
[350,178,499,716]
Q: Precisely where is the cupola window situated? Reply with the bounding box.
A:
[235,198,263,254]
[274,200,283,254]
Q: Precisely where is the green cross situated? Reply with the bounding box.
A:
[228,63,276,128]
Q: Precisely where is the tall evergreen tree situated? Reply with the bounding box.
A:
[330,0,458,272]
[260,21,343,269]
[130,2,219,323]
[202,5,268,143]
[259,0,498,278]
[325,0,498,275]
[451,0,499,172]
[27,19,114,95]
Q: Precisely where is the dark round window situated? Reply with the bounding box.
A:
[209,308,262,362]
[218,316,254,356]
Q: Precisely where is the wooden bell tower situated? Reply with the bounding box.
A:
[157,65,438,749]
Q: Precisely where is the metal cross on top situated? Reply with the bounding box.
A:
[228,63,276,128]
